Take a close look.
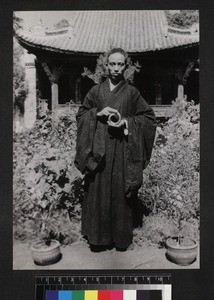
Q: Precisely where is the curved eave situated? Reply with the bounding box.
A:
[124,42,199,56]
[16,34,199,58]
[16,34,77,55]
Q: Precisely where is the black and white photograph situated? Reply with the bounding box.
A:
[13,10,200,270]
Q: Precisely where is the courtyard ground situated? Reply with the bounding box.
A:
[13,240,199,270]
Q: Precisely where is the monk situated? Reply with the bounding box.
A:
[75,48,156,251]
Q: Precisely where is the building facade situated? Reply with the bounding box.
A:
[15,10,199,124]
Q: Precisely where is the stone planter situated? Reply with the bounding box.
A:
[31,239,61,266]
[166,237,198,266]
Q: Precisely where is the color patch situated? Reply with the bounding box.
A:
[59,291,72,300]
[110,290,123,300]
[72,291,85,300]
[45,289,163,300]
[137,290,150,300]
[85,290,98,300]
[150,291,162,300]
[46,290,58,300]
[124,290,137,300]
[98,290,111,300]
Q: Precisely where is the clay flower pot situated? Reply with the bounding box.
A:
[166,237,198,266]
[31,239,61,266]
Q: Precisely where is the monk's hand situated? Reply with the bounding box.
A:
[97,106,118,117]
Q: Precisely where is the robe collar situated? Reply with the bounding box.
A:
[103,77,126,94]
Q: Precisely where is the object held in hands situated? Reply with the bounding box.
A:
[108,111,121,126]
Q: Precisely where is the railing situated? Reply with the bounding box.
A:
[151,105,172,118]
[58,103,172,118]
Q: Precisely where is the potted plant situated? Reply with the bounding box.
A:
[13,109,84,265]
[138,97,199,264]
[165,195,199,266]
[24,113,80,265]
[29,163,64,266]
[163,99,199,266]
[166,237,198,266]
[28,150,85,265]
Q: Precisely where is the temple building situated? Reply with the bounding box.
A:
[15,10,199,125]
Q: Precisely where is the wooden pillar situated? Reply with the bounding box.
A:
[23,50,37,129]
[177,85,184,99]
[51,82,59,111]
[155,81,162,105]
[177,84,187,101]
[41,62,64,113]
[175,62,194,102]
[75,77,81,103]
[154,61,162,105]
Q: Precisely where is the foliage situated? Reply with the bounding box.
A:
[175,62,196,86]
[13,13,23,33]
[54,19,70,29]
[137,97,200,246]
[14,96,199,248]
[13,107,83,245]
[13,37,28,114]
[165,10,199,29]
[133,214,178,247]
[82,52,141,84]
[13,13,27,114]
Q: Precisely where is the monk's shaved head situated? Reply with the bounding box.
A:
[107,48,129,64]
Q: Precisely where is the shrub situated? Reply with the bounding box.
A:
[13,107,83,245]
[137,97,200,246]
[133,214,178,247]
[14,96,200,248]
[165,10,199,29]
[13,37,28,114]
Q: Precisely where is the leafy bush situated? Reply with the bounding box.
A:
[137,97,200,246]
[165,10,199,29]
[133,214,178,247]
[13,107,83,245]
[13,37,28,114]
[14,96,199,248]
[54,19,70,29]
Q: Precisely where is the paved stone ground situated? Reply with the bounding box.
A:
[13,241,199,270]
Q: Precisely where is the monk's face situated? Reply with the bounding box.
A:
[107,52,126,83]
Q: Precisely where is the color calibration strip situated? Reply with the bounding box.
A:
[35,275,171,300]
[46,289,162,300]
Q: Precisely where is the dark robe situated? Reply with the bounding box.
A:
[75,79,156,248]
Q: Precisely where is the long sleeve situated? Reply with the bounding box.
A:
[74,87,105,174]
[128,90,157,169]
[124,89,157,194]
[76,86,97,121]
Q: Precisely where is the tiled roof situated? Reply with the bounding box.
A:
[16,11,199,54]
